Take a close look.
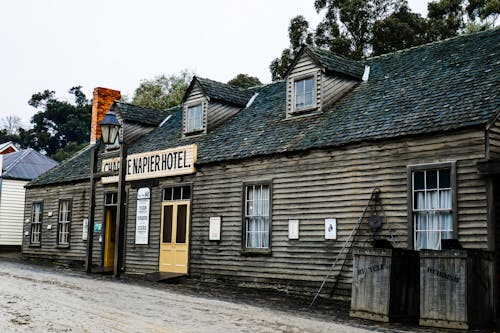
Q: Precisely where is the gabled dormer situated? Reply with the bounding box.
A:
[284,45,366,118]
[182,77,254,136]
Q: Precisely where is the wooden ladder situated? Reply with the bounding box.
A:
[310,188,385,307]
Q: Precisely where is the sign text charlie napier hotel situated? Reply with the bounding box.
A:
[101,144,197,183]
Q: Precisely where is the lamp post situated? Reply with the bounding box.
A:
[85,110,127,276]
[99,110,127,278]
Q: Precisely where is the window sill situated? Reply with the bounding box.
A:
[184,129,205,136]
[29,244,41,248]
[291,105,318,114]
[240,248,272,256]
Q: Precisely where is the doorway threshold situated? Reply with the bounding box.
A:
[146,272,187,283]
[92,267,114,275]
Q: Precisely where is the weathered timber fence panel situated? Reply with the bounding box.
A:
[350,247,419,322]
[419,249,494,330]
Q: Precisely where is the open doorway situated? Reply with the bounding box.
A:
[103,192,117,270]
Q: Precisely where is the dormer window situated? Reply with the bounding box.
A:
[187,104,203,132]
[294,77,315,110]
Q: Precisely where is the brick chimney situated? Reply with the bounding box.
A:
[90,87,121,144]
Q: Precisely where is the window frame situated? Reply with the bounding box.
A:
[162,184,192,202]
[407,162,457,250]
[292,75,317,114]
[29,201,43,247]
[241,180,272,254]
[186,103,204,133]
[57,199,72,247]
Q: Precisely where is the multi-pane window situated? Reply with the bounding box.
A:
[58,199,72,245]
[244,183,271,249]
[30,202,43,245]
[105,192,118,206]
[412,168,453,250]
[294,77,314,110]
[163,185,191,201]
[187,104,203,132]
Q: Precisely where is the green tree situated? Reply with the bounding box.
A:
[270,0,498,80]
[227,74,262,88]
[270,15,313,81]
[372,5,438,55]
[132,70,194,109]
[25,86,91,160]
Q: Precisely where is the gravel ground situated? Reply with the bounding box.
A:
[0,254,495,333]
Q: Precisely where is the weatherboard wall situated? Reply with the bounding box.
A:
[0,179,28,246]
[22,181,103,265]
[184,128,488,298]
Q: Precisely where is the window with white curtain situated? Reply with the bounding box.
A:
[244,183,271,249]
[294,77,315,111]
[412,167,454,250]
[30,202,43,245]
[58,199,72,245]
[187,104,203,132]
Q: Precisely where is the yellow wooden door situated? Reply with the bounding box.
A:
[104,207,116,269]
[159,201,190,273]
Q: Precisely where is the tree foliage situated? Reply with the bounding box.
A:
[227,74,262,88]
[132,70,194,109]
[22,86,91,160]
[270,0,499,80]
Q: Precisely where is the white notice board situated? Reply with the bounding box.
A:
[135,188,151,244]
[288,220,299,239]
[325,218,337,240]
[209,216,221,241]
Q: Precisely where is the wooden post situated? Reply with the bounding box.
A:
[85,145,98,273]
[114,142,127,277]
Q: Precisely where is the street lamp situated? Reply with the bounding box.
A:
[85,109,127,277]
[100,111,121,145]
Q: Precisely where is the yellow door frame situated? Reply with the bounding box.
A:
[103,207,116,269]
[159,200,190,273]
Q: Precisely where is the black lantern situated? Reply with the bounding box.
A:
[100,111,121,144]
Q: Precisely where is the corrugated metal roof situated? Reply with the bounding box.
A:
[2,149,58,180]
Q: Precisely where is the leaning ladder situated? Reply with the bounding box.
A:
[309,187,382,307]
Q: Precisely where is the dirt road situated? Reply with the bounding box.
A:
[0,260,382,333]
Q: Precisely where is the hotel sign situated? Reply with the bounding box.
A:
[101,144,197,183]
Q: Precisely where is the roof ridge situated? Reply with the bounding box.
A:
[116,100,166,112]
[367,27,499,61]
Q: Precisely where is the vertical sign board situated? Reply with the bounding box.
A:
[288,219,299,239]
[209,216,221,241]
[135,187,151,245]
[325,218,337,239]
[82,218,89,241]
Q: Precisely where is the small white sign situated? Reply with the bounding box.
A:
[47,224,52,230]
[82,218,89,241]
[135,187,151,245]
[209,216,221,241]
[325,218,337,240]
[288,220,299,239]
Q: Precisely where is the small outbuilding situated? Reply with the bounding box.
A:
[0,148,57,248]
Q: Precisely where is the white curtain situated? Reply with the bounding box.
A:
[415,189,452,250]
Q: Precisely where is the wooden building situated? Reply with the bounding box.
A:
[23,29,499,312]
[0,149,57,247]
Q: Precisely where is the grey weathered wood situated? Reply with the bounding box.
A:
[350,247,419,322]
[23,127,491,300]
[207,101,242,130]
[419,249,494,329]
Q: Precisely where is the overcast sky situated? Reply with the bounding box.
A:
[0,0,429,126]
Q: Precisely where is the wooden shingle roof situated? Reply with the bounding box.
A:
[27,28,500,187]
